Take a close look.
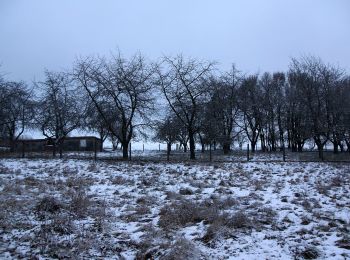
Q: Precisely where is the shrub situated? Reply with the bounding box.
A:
[160,238,202,260]
[226,211,253,229]
[68,190,91,219]
[158,199,219,230]
[294,246,320,259]
[335,236,350,250]
[179,187,194,195]
[253,206,277,226]
[35,196,62,220]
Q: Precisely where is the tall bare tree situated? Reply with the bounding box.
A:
[83,100,109,152]
[288,56,344,159]
[74,52,156,159]
[0,81,34,151]
[214,66,242,154]
[157,55,215,159]
[237,75,263,152]
[35,71,82,158]
[154,114,179,160]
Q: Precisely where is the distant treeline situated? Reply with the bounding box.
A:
[0,52,349,160]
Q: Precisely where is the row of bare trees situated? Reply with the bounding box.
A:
[154,56,350,160]
[1,53,349,160]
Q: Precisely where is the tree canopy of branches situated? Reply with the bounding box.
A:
[203,66,242,154]
[74,52,156,159]
[154,114,180,160]
[288,56,345,159]
[157,55,215,159]
[1,53,350,159]
[0,80,34,151]
[35,71,83,157]
[83,99,110,152]
[236,75,264,152]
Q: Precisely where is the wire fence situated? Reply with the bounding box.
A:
[0,148,349,163]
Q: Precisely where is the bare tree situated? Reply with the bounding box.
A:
[83,99,109,152]
[74,52,156,159]
[157,55,215,159]
[272,72,287,151]
[35,71,82,158]
[288,56,344,159]
[154,114,179,160]
[0,81,34,151]
[333,76,350,152]
[213,66,242,154]
[237,75,263,152]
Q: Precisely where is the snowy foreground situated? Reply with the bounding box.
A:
[0,159,349,259]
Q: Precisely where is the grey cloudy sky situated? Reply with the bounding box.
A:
[1,0,349,82]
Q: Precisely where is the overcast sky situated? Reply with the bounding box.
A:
[0,0,349,82]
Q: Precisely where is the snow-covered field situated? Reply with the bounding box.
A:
[0,159,349,259]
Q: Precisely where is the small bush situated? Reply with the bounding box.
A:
[160,238,202,260]
[111,176,131,185]
[69,190,91,219]
[294,246,320,259]
[158,199,219,230]
[202,216,232,243]
[227,211,253,229]
[179,187,194,195]
[35,196,62,220]
[335,237,350,250]
[254,206,277,226]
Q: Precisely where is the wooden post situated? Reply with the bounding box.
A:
[129,142,131,161]
[247,144,250,161]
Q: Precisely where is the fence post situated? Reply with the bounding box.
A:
[247,144,250,161]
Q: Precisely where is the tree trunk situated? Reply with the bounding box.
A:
[53,143,56,157]
[10,140,15,153]
[199,134,205,153]
[182,142,187,153]
[333,141,339,154]
[297,141,303,152]
[260,133,266,152]
[251,140,256,153]
[287,130,291,149]
[315,140,324,161]
[346,140,350,153]
[189,131,196,160]
[223,143,230,155]
[122,142,128,159]
[100,141,103,152]
[59,144,63,159]
[8,130,15,152]
[167,142,171,161]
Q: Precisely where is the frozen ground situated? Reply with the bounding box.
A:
[0,159,349,259]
